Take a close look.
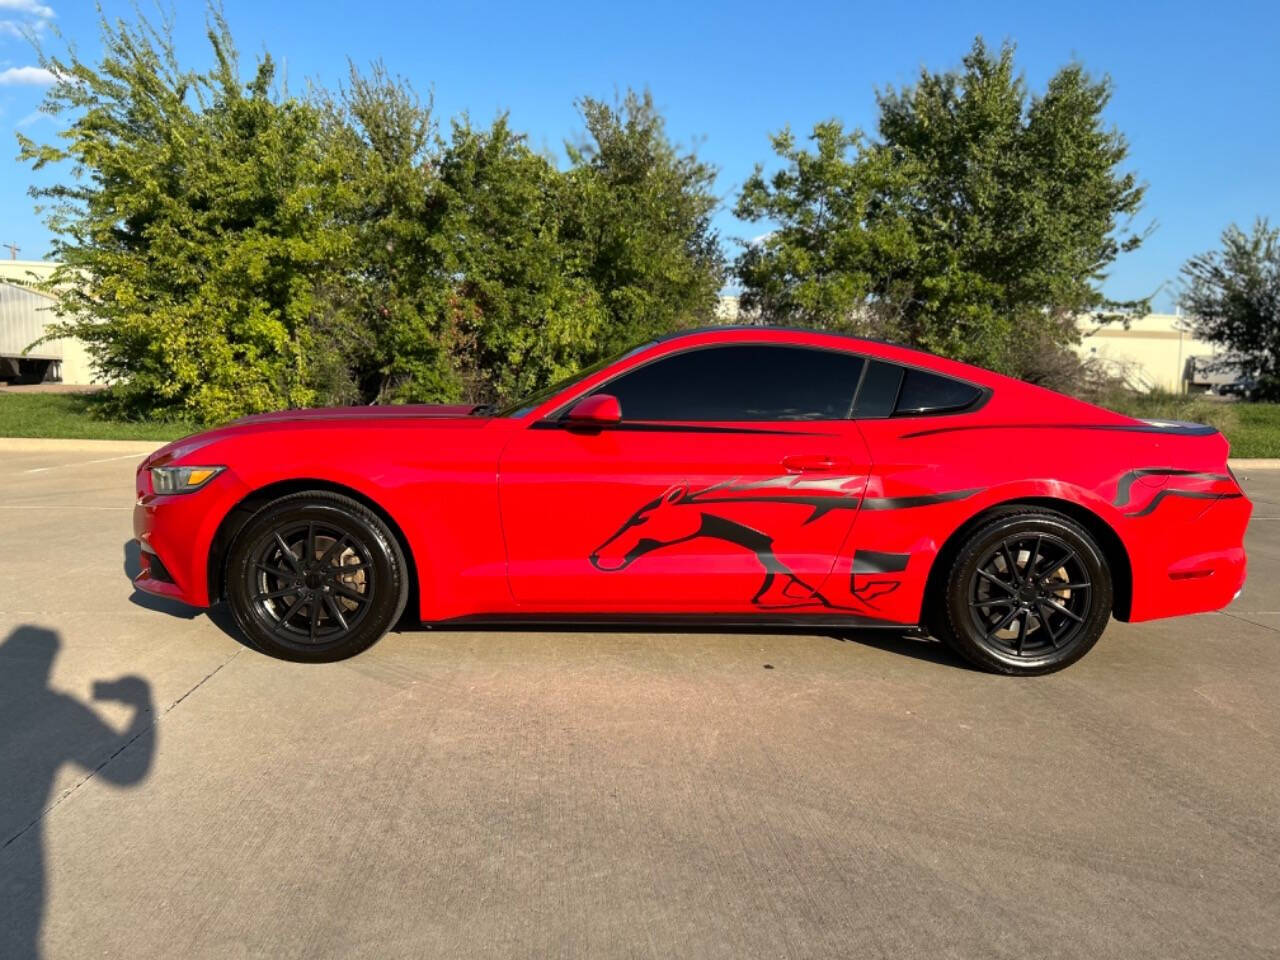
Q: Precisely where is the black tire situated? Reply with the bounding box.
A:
[225,491,409,663]
[935,509,1112,675]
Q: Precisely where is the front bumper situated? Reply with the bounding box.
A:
[133,463,249,607]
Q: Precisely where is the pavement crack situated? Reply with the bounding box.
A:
[0,648,242,853]
[1220,610,1280,634]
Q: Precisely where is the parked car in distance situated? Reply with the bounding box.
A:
[133,327,1252,675]
[1184,355,1255,398]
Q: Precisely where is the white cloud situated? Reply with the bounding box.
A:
[0,65,55,85]
[0,1,56,17]
[0,0,54,39]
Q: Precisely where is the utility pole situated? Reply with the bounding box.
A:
[2,242,18,260]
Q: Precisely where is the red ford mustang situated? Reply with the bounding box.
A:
[133,327,1251,674]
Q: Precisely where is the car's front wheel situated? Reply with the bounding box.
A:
[937,509,1113,675]
[225,491,409,662]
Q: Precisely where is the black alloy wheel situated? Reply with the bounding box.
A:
[939,509,1112,675]
[226,492,408,662]
[249,519,375,644]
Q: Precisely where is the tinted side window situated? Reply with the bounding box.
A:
[593,345,865,421]
[894,368,982,415]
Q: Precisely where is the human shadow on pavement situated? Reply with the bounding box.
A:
[0,626,155,960]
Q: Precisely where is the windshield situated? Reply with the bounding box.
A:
[489,342,653,418]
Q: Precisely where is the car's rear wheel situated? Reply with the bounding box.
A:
[937,509,1112,675]
[225,491,408,662]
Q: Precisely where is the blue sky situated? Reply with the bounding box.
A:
[1,0,1277,309]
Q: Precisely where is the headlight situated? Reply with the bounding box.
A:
[150,465,224,494]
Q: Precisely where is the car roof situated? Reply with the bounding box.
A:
[655,324,944,359]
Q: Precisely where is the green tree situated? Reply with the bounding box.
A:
[21,11,354,422]
[735,38,1147,384]
[431,115,607,404]
[19,11,724,422]
[1180,219,1280,400]
[563,91,725,356]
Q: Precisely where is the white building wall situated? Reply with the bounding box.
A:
[0,260,100,385]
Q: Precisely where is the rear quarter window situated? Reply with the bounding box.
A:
[894,367,984,415]
[851,360,985,418]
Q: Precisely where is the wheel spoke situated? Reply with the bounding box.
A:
[330,581,370,604]
[255,562,296,580]
[318,534,350,567]
[309,596,320,642]
[1036,601,1061,647]
[1014,608,1029,654]
[1040,596,1084,623]
[1000,541,1020,583]
[254,586,299,601]
[274,593,307,633]
[306,522,316,563]
[274,533,302,573]
[1055,582,1091,591]
[985,606,1019,641]
[971,597,1013,609]
[977,569,1016,594]
[1027,536,1042,583]
[323,593,349,632]
[1049,546,1078,578]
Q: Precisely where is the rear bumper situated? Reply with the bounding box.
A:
[1127,493,1252,622]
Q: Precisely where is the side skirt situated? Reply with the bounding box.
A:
[422,612,924,634]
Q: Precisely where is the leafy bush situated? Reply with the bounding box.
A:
[21,12,723,423]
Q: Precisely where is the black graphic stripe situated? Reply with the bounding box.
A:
[861,488,981,510]
[852,551,911,574]
[1125,490,1244,518]
[900,422,1220,440]
[1112,469,1231,508]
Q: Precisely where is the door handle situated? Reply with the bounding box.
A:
[781,454,852,473]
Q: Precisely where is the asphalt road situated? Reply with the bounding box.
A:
[1,441,1277,959]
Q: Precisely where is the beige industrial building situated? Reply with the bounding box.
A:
[1074,312,1222,393]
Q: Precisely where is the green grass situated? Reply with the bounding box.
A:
[0,392,197,441]
[1226,403,1280,458]
[3,386,1278,458]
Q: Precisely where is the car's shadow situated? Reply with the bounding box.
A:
[122,540,248,646]
[123,539,975,669]
[828,630,975,669]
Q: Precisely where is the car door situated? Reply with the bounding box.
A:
[498,343,874,612]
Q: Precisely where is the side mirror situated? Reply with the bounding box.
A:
[564,393,622,428]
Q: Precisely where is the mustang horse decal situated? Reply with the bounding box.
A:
[589,477,904,611]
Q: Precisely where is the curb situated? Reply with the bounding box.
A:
[0,437,169,454]
[1228,459,1280,472]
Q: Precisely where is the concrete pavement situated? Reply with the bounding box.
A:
[1,443,1277,958]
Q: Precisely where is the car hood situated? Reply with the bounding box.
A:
[142,403,485,468]
[231,403,479,425]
